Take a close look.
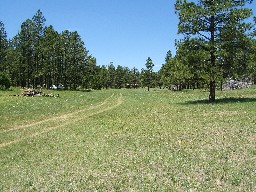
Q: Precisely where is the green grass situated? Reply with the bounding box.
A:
[0,87,256,191]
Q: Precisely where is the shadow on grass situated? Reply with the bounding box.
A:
[183,97,256,105]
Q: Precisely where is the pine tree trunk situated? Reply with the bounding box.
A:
[209,80,215,102]
[209,14,216,102]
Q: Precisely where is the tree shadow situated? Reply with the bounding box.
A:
[183,97,256,105]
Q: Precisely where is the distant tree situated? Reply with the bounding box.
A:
[122,67,141,88]
[160,51,173,89]
[41,25,59,88]
[90,65,102,90]
[32,9,46,87]
[115,65,125,88]
[0,72,10,90]
[99,65,109,89]
[18,19,35,87]
[144,57,154,91]
[131,67,141,88]
[68,31,88,90]
[6,35,21,86]
[83,55,98,89]
[175,0,254,102]
[169,57,191,90]
[140,68,146,88]
[0,21,8,74]
[122,67,131,87]
[151,71,161,88]
[165,50,172,63]
[59,30,71,89]
[107,62,116,88]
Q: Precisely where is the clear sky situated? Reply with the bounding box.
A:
[0,0,179,71]
[0,1,255,71]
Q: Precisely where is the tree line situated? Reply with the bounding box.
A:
[0,10,154,90]
[0,10,94,90]
[1,1,256,102]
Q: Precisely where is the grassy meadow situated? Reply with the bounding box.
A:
[0,87,256,191]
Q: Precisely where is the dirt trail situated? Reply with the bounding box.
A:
[0,93,123,149]
[1,94,115,133]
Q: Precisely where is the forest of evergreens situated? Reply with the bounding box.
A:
[0,10,143,90]
[0,0,255,101]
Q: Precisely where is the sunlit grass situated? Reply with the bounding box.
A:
[0,87,256,191]
[0,88,112,131]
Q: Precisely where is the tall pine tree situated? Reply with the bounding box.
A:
[175,0,254,101]
[0,21,8,73]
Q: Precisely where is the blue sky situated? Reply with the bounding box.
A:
[0,0,179,71]
[0,1,255,71]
